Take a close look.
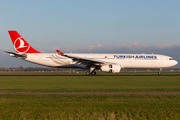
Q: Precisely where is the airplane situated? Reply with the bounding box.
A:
[5,30,178,75]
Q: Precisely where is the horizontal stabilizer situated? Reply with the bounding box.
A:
[4,51,27,59]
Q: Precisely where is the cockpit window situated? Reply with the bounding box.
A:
[169,58,173,60]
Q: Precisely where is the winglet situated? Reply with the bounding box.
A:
[56,50,64,55]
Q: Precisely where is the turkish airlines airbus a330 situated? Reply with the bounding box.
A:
[5,31,178,75]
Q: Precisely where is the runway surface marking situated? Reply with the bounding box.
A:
[0,92,180,95]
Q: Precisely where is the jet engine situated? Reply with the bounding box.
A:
[101,64,121,73]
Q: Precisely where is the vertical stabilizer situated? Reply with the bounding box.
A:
[8,31,41,53]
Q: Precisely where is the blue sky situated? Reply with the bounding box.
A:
[0,0,180,67]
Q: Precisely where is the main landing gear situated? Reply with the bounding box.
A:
[86,70,96,75]
[85,66,96,75]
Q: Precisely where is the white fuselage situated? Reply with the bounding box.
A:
[23,53,178,69]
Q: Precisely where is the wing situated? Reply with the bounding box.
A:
[56,50,108,66]
[4,51,27,59]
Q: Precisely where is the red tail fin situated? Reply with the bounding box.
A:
[8,31,41,53]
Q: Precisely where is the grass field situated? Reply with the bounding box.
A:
[0,75,180,92]
[0,72,180,119]
[0,95,180,120]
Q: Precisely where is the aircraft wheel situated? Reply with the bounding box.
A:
[86,71,91,75]
[91,71,96,75]
[158,72,161,75]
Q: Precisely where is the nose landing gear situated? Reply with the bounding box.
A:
[158,68,162,75]
[158,72,161,75]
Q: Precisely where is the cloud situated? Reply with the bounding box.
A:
[41,42,180,53]
[2,42,180,53]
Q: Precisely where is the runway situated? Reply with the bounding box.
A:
[0,92,180,95]
[0,74,180,76]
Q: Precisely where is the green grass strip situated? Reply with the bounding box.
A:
[0,95,180,120]
[0,76,180,92]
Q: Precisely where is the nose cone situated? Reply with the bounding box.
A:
[160,59,178,68]
[174,60,178,66]
[171,60,178,67]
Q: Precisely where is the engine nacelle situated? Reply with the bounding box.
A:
[101,64,121,73]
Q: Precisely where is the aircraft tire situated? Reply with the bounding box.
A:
[91,71,96,75]
[86,71,91,75]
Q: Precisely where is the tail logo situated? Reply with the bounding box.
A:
[14,37,30,53]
